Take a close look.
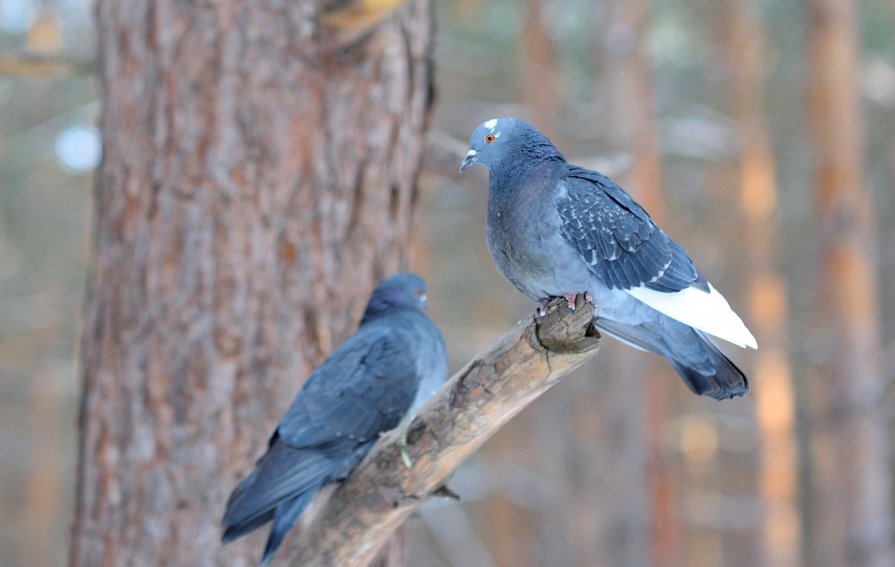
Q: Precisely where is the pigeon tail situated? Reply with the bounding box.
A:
[221,442,331,547]
[222,507,274,544]
[595,317,749,400]
[222,469,271,544]
[667,331,749,400]
[626,283,757,349]
[260,485,321,565]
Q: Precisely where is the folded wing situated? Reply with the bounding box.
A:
[222,326,423,561]
[556,166,757,349]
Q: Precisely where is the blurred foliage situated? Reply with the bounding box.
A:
[0,1,94,565]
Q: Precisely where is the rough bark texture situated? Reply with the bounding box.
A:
[289,296,601,567]
[804,0,892,565]
[723,2,801,565]
[70,1,435,565]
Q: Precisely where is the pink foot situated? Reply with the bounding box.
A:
[538,292,594,315]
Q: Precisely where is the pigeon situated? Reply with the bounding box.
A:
[460,118,756,400]
[222,273,447,564]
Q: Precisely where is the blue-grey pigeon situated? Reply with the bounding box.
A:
[222,273,447,564]
[460,118,756,400]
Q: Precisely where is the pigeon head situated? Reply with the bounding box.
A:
[459,118,564,174]
[362,273,429,320]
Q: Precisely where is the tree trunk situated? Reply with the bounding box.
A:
[70,1,435,565]
[722,2,801,565]
[804,0,892,565]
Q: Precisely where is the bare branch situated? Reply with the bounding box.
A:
[423,129,481,190]
[290,296,601,567]
[0,50,93,76]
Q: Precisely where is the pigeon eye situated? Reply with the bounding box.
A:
[485,134,495,144]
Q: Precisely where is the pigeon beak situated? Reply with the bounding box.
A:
[459,149,477,173]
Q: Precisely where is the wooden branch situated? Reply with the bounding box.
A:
[0,50,94,76]
[290,296,601,566]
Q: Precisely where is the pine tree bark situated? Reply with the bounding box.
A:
[804,0,892,565]
[70,1,435,565]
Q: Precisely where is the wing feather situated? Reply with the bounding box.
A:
[556,166,697,292]
[277,325,421,448]
[557,166,756,348]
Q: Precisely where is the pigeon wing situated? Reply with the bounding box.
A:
[222,321,426,548]
[556,166,757,349]
[556,166,703,292]
[276,324,423,451]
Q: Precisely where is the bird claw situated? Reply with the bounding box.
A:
[537,293,593,315]
[565,292,594,311]
[432,485,461,501]
[400,429,413,469]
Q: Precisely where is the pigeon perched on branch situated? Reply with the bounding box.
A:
[222,273,447,564]
[460,118,756,400]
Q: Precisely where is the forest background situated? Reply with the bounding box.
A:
[1,0,894,566]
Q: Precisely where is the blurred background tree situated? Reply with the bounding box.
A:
[2,0,895,566]
[804,0,891,565]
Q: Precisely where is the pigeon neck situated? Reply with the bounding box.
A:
[360,300,415,325]
[491,137,564,181]
[518,136,565,165]
[491,156,562,191]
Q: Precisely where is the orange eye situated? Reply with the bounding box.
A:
[485,134,495,144]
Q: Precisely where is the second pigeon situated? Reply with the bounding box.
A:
[221,273,448,564]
